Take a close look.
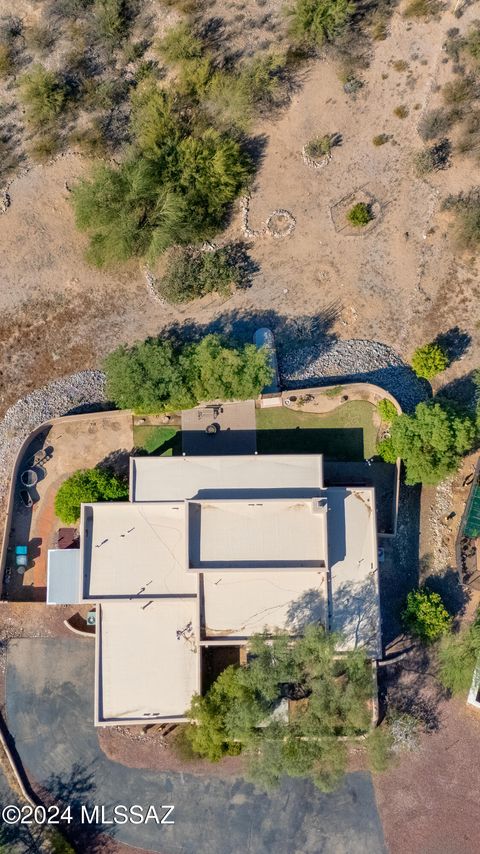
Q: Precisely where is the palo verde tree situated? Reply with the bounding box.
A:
[377,400,476,485]
[186,625,373,791]
[104,333,273,413]
[54,467,128,524]
[72,84,252,266]
[438,610,480,694]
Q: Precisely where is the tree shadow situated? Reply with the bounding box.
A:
[39,760,118,851]
[286,588,326,632]
[434,326,471,363]
[328,575,381,656]
[425,568,469,618]
[96,448,132,478]
[378,645,447,733]
[160,305,340,368]
[436,369,478,415]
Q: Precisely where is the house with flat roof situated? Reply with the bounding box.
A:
[47,453,382,727]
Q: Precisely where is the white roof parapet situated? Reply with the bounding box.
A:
[129,454,324,502]
[186,497,328,572]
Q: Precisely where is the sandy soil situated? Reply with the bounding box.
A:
[375,647,480,854]
[1,2,479,418]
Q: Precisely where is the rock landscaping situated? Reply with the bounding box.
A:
[0,371,106,506]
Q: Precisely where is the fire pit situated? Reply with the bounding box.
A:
[20,469,38,488]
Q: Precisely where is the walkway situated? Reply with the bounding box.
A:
[6,638,387,854]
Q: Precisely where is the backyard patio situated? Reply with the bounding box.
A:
[3,412,133,601]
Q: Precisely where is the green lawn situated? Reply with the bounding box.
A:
[256,401,379,461]
[133,425,182,456]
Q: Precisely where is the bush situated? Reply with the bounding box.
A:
[54,467,128,524]
[418,108,454,141]
[19,65,70,126]
[377,400,476,484]
[305,134,332,158]
[377,398,398,422]
[155,246,244,304]
[366,726,394,772]
[403,0,438,18]
[393,104,408,119]
[104,333,273,413]
[438,614,480,694]
[372,133,389,146]
[443,77,476,106]
[0,42,13,77]
[443,189,480,251]
[157,23,203,63]
[411,342,449,379]
[93,0,128,48]
[347,202,372,226]
[25,23,57,53]
[287,0,355,46]
[402,588,452,644]
[413,140,450,176]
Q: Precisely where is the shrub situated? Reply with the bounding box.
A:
[464,24,480,67]
[347,202,372,226]
[54,467,128,524]
[402,588,452,644]
[443,189,480,251]
[393,104,408,119]
[438,614,480,694]
[19,65,70,126]
[305,134,332,158]
[443,77,476,107]
[411,342,449,379]
[0,42,13,77]
[366,726,394,772]
[157,23,203,63]
[287,0,355,47]
[29,131,62,162]
[104,333,272,413]
[25,23,57,53]
[377,398,398,422]
[372,133,389,146]
[403,0,438,18]
[413,140,450,176]
[155,246,244,304]
[418,108,453,141]
[93,0,128,48]
[392,59,408,72]
[377,400,476,484]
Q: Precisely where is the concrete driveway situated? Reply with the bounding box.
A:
[5,638,386,854]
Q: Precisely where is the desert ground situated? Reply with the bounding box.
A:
[0,0,479,415]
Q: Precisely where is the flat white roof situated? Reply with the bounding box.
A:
[327,487,381,657]
[96,599,200,725]
[202,570,327,639]
[188,498,327,570]
[80,502,196,600]
[130,454,324,501]
[47,549,81,605]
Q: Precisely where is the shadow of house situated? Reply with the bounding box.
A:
[380,481,421,648]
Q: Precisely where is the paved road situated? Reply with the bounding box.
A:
[5,639,386,854]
